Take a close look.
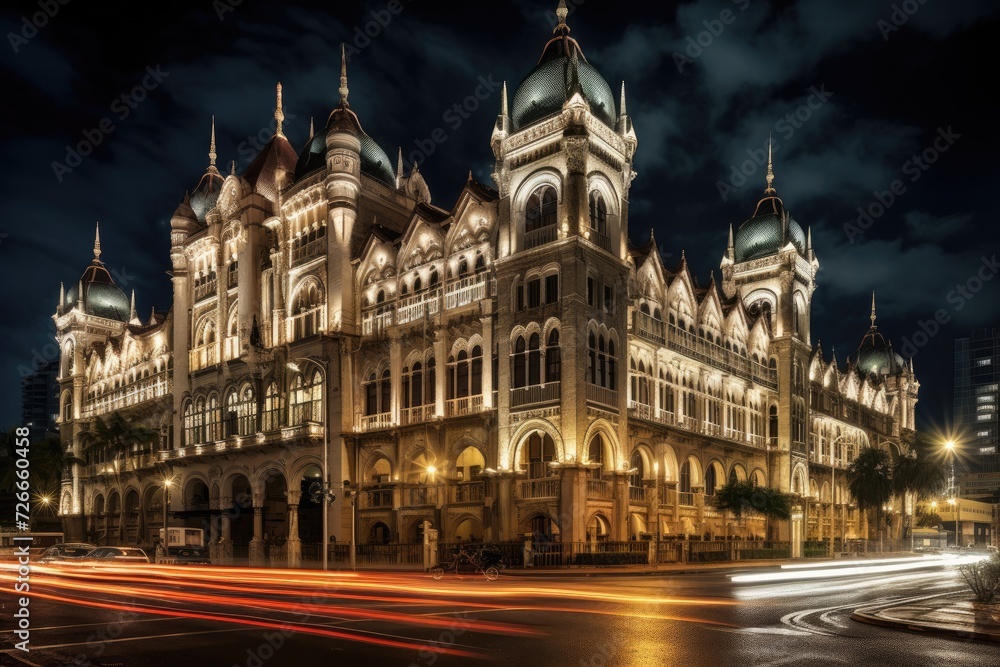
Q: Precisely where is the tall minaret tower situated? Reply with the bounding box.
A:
[720,140,819,522]
[492,1,638,542]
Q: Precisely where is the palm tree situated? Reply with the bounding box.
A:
[892,432,948,500]
[79,412,159,543]
[846,447,893,544]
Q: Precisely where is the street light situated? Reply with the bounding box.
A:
[160,477,172,562]
[288,358,335,571]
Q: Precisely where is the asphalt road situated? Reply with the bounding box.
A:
[2,561,999,667]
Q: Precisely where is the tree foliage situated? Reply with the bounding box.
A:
[713,480,792,521]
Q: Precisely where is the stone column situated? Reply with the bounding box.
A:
[249,504,265,566]
[286,489,301,568]
[497,475,514,541]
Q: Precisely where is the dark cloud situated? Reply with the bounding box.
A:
[1,0,998,433]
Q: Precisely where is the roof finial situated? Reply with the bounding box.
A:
[274,82,285,137]
[396,147,404,187]
[130,290,137,321]
[309,116,315,140]
[93,221,102,261]
[209,116,217,168]
[339,43,350,107]
[500,80,508,117]
[870,290,877,329]
[620,81,627,117]
[230,160,236,176]
[765,131,775,194]
[555,0,569,32]
[59,281,65,308]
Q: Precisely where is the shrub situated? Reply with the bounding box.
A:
[958,553,1000,604]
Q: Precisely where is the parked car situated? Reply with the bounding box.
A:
[82,547,151,564]
[157,527,210,564]
[38,543,97,563]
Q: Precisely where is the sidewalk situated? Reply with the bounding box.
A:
[852,594,1000,642]
[500,559,798,577]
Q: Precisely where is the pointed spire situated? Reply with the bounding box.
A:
[274,82,285,137]
[230,160,236,176]
[59,281,65,308]
[396,147,404,187]
[467,169,474,182]
[555,0,569,32]
[209,116,217,168]
[309,116,315,140]
[870,290,877,329]
[765,132,775,194]
[93,222,102,261]
[727,223,734,249]
[129,290,138,322]
[338,43,350,107]
[77,280,84,307]
[500,81,509,117]
[148,305,156,326]
[620,81,627,117]
[807,225,813,250]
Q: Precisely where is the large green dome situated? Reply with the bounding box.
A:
[734,194,806,263]
[511,30,616,131]
[294,117,395,187]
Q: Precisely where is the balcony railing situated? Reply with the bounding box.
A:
[635,311,666,345]
[588,229,613,254]
[289,307,325,340]
[518,478,559,499]
[290,234,326,266]
[658,487,677,508]
[586,479,613,500]
[510,382,560,408]
[396,290,440,325]
[224,336,240,361]
[448,482,485,504]
[445,273,489,310]
[82,371,171,418]
[400,405,434,425]
[666,323,777,389]
[445,394,483,418]
[628,485,646,503]
[356,412,392,432]
[678,491,697,506]
[361,308,393,336]
[194,275,217,302]
[189,345,219,371]
[523,225,557,250]
[586,384,618,408]
[361,489,393,508]
[407,486,439,506]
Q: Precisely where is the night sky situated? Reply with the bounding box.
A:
[1,0,997,434]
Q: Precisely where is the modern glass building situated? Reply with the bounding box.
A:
[955,328,1000,475]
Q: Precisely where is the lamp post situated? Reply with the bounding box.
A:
[944,439,956,497]
[288,358,335,571]
[948,497,962,547]
[161,477,171,562]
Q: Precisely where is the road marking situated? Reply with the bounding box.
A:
[4,617,173,633]
[0,628,250,652]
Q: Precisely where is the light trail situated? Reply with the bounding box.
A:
[730,554,988,583]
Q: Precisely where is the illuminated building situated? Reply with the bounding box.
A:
[54,4,919,563]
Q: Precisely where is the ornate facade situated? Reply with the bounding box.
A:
[56,4,919,563]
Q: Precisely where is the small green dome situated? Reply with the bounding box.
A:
[734,194,806,263]
[854,329,906,376]
[65,261,130,322]
[294,121,395,187]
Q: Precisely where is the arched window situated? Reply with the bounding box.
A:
[545,330,561,383]
[588,434,606,479]
[471,346,483,395]
[263,382,281,431]
[411,362,424,406]
[380,369,391,414]
[290,371,322,424]
[523,432,555,478]
[705,464,717,497]
[589,191,607,235]
[629,451,644,487]
[528,333,541,386]
[513,336,526,389]
[364,373,378,416]
[429,269,439,289]
[525,185,557,232]
[238,384,256,435]
[679,460,692,493]
[183,402,195,446]
[769,405,778,446]
[225,390,239,438]
[206,395,220,441]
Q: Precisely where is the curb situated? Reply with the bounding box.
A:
[850,610,1000,643]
